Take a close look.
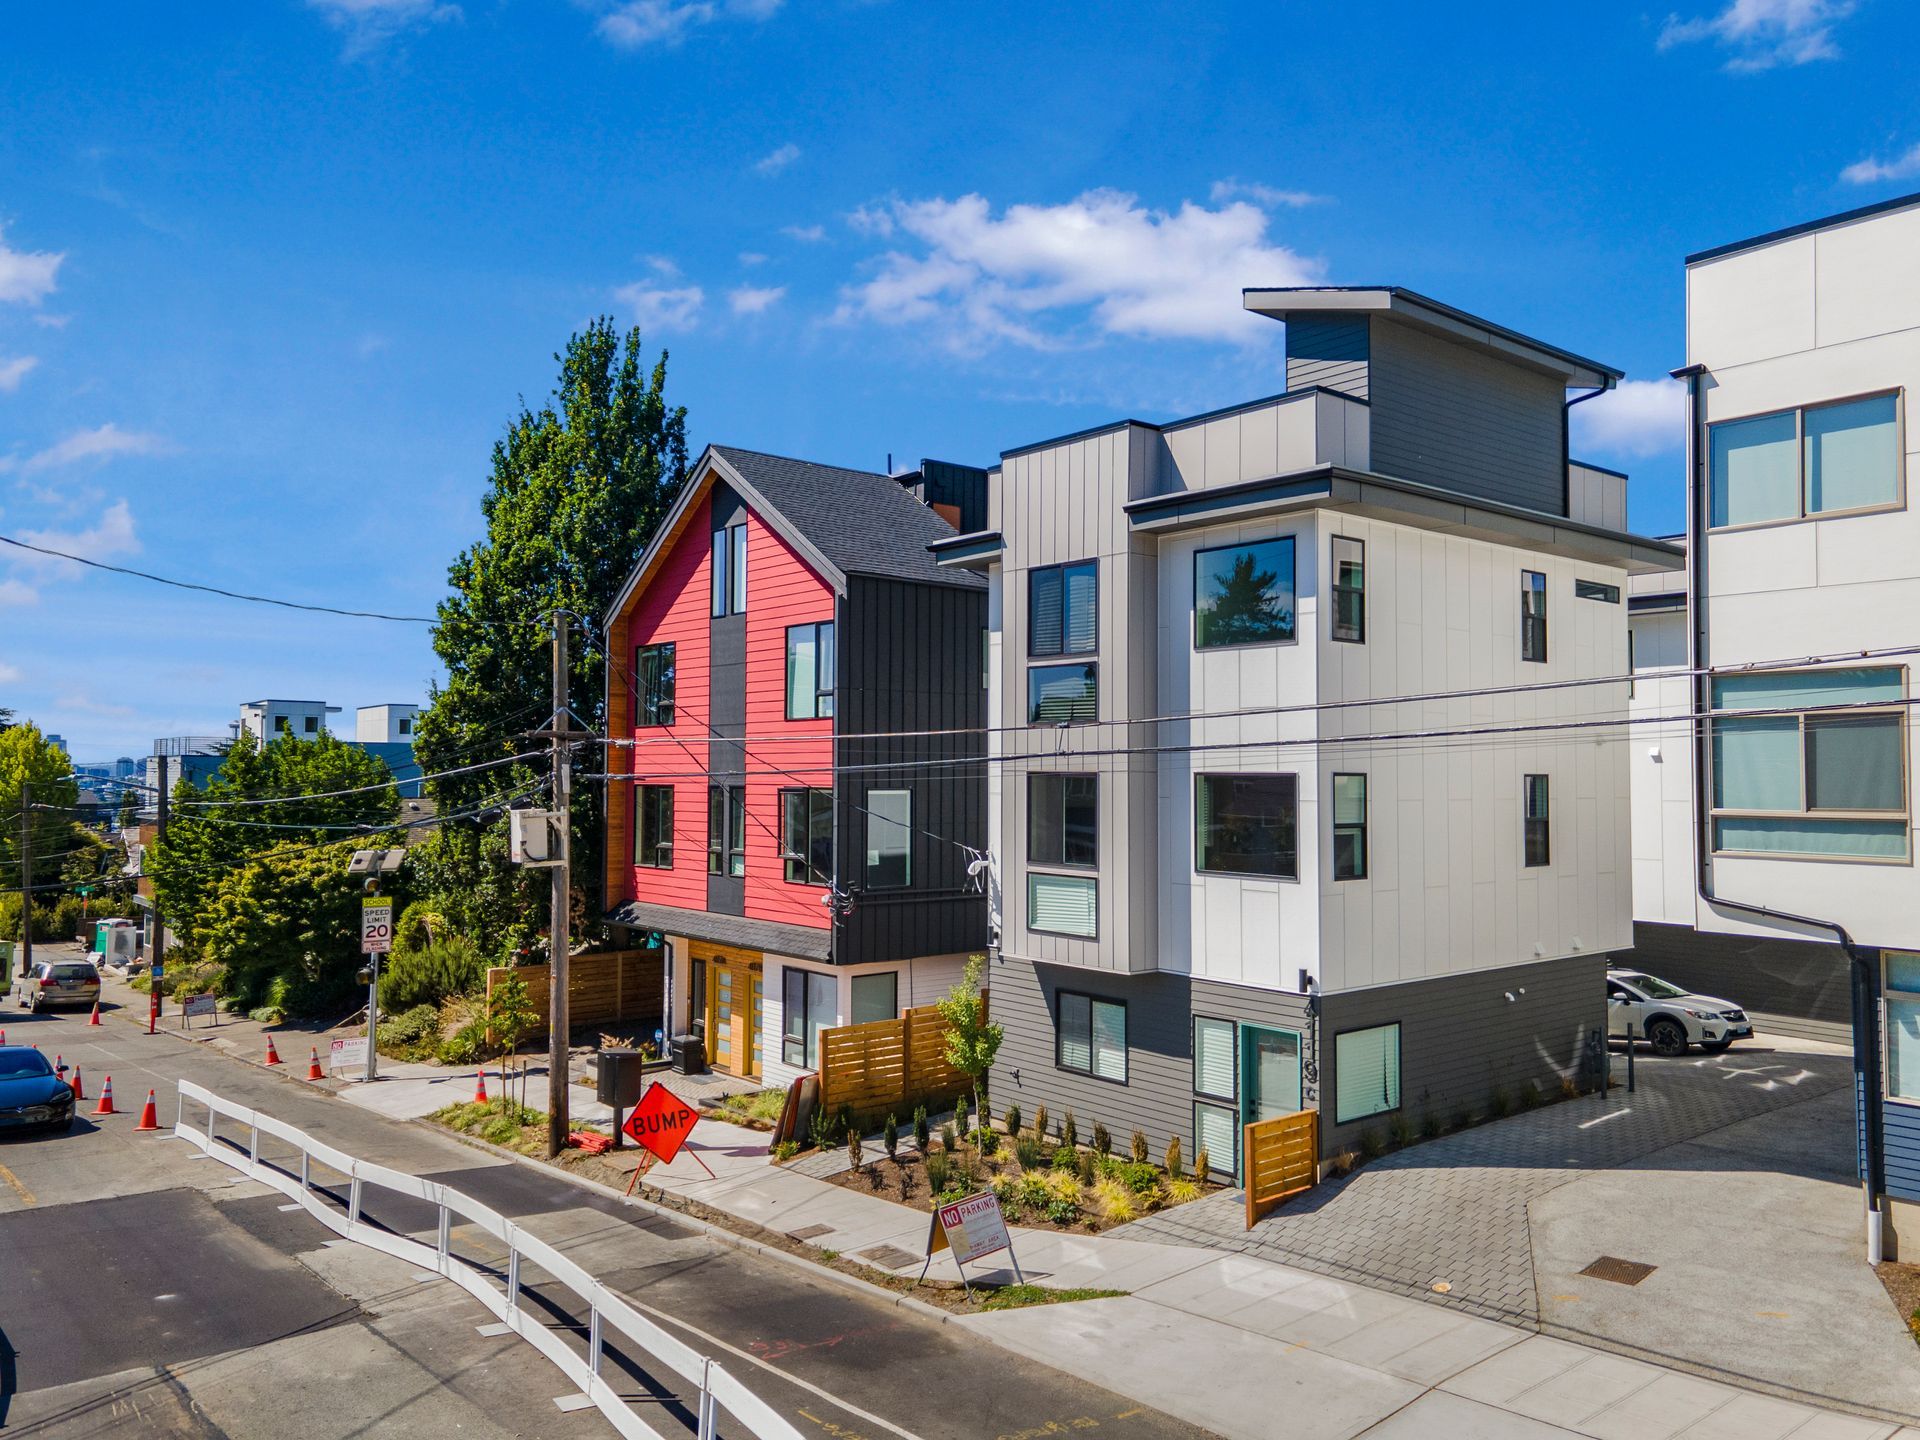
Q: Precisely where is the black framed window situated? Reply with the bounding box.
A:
[1524,774,1550,867]
[785,622,835,720]
[780,788,833,885]
[782,967,837,1069]
[713,523,747,616]
[635,643,676,726]
[708,784,745,876]
[1027,662,1097,724]
[1331,536,1365,643]
[1332,773,1367,881]
[1521,570,1547,663]
[689,958,707,1040]
[1195,537,1296,649]
[635,784,674,869]
[865,789,911,888]
[1574,579,1620,604]
[1058,991,1126,1082]
[1027,773,1097,868]
[1195,773,1298,878]
[1029,561,1097,657]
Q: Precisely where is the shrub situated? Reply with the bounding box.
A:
[1061,1110,1078,1150]
[940,1123,957,1154]
[1560,1074,1581,1100]
[772,1139,799,1162]
[1032,1104,1050,1145]
[1328,1147,1360,1177]
[1092,1121,1111,1157]
[1519,1080,1541,1110]
[1420,1110,1443,1140]
[376,1003,441,1061]
[1164,1135,1183,1180]
[1118,1161,1160,1196]
[1359,1128,1385,1160]
[1194,1147,1211,1187]
[1489,1087,1513,1119]
[808,1104,838,1150]
[1076,1149,1097,1186]
[1052,1145,1077,1171]
[1166,1177,1200,1205]
[1014,1135,1044,1170]
[1388,1115,1415,1148]
[846,1126,864,1174]
[926,1151,952,1193]
[1002,1102,1021,1139]
[1092,1177,1136,1223]
[379,937,486,1012]
[978,1126,999,1157]
[1130,1129,1149,1163]
[912,1104,930,1151]
[883,1114,900,1161]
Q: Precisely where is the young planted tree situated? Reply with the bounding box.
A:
[936,955,1003,1140]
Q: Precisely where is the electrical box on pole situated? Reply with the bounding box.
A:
[509,809,559,866]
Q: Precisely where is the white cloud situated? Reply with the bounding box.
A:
[781,224,828,243]
[595,0,782,49]
[753,142,801,177]
[614,281,705,332]
[1842,141,1920,186]
[738,251,769,267]
[0,225,63,306]
[1208,178,1327,209]
[846,203,894,237]
[1571,377,1688,459]
[728,284,786,315]
[0,581,35,609]
[1659,0,1854,71]
[306,0,462,56]
[0,356,37,393]
[643,254,681,277]
[834,189,1323,348]
[3,498,142,604]
[0,661,20,683]
[13,424,168,474]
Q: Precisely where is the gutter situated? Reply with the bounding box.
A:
[1674,362,1888,1263]
[1562,382,1612,520]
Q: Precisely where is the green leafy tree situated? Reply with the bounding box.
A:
[936,955,1004,1132]
[199,838,369,1016]
[414,319,688,948]
[116,787,140,830]
[0,724,80,942]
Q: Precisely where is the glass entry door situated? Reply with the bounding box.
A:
[707,959,762,1079]
[1241,1026,1302,1124]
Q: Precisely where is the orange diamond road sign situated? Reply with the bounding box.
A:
[622,1081,699,1164]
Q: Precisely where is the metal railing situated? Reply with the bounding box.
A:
[172,1081,802,1440]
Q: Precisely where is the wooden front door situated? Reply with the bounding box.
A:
[706,957,763,1079]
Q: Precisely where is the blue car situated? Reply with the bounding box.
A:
[0,1046,76,1135]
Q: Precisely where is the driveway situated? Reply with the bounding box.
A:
[1124,1037,1920,1423]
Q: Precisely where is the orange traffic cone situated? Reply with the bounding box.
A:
[472,1068,489,1104]
[306,1046,325,1081]
[88,999,101,1026]
[69,1066,85,1100]
[263,1034,283,1066]
[93,1075,116,1115]
[133,1089,160,1131]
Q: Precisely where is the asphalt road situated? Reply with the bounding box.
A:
[0,990,1217,1440]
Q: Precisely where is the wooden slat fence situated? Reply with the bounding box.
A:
[486,950,665,1032]
[1244,1110,1318,1228]
[817,993,983,1122]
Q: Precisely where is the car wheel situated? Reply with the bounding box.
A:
[1699,1037,1733,1054]
[1647,1017,1689,1057]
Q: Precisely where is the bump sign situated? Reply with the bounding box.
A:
[621,1081,699,1164]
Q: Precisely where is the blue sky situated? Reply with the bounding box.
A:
[2,0,1916,758]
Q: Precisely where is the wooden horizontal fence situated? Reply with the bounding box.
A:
[817,994,983,1122]
[487,950,664,1032]
[1244,1109,1318,1228]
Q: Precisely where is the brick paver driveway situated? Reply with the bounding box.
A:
[1121,1040,1853,1327]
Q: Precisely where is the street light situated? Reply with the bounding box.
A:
[350,848,406,1084]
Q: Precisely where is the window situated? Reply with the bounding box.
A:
[1029,561,1097,657]
[1193,1016,1236,1101]
[1195,1103,1239,1178]
[1710,393,1900,528]
[785,622,835,719]
[274,716,290,733]
[780,788,833,885]
[1710,667,1908,859]
[707,785,745,876]
[1333,773,1367,881]
[1334,1023,1400,1124]
[851,971,897,1026]
[635,643,676,726]
[1195,537,1296,649]
[782,967,837,1069]
[305,715,319,733]
[689,958,707,1039]
[635,784,674,869]
[1523,774,1550,867]
[1028,873,1097,937]
[1058,992,1126,1082]
[712,522,747,615]
[398,717,411,735]
[1574,579,1620,604]
[865,789,911,887]
[1331,536,1364,643]
[1886,953,1920,1103]
[1027,774,1097,868]
[982,627,990,690]
[1521,570,1547,663]
[1028,663,1097,724]
[1195,774,1298,879]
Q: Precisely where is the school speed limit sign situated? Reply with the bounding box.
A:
[361,897,394,955]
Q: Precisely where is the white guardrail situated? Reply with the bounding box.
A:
[172,1081,804,1440]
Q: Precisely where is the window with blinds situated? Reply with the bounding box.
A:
[1058,991,1126,1081]
[1029,873,1096,937]
[1195,773,1298,878]
[1193,1016,1236,1101]
[1028,663,1097,724]
[1030,561,1097,657]
[1195,1102,1238,1178]
[1334,1023,1400,1124]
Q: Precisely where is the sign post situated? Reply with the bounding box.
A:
[920,1191,1022,1298]
[330,1035,370,1075]
[179,992,217,1030]
[621,1081,711,1195]
[359,895,393,1084]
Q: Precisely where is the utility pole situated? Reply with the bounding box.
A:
[151,755,168,1035]
[18,777,31,985]
[547,609,573,1158]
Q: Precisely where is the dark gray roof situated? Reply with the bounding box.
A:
[605,898,833,962]
[710,446,984,590]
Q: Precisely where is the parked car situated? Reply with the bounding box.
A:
[17,960,101,1013]
[1606,968,1752,1056]
[0,1046,75,1135]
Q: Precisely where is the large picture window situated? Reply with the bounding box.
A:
[1195,537,1295,649]
[1710,393,1901,528]
[1195,774,1298,879]
[1710,667,1908,859]
[865,789,911,888]
[1886,952,1920,1103]
[1521,570,1547,663]
[707,784,745,876]
[786,622,835,720]
[634,643,675,726]
[780,788,833,885]
[1027,773,1097,868]
[1029,561,1097,657]
[1028,662,1097,724]
[1331,536,1365,643]
[634,784,674,869]
[1334,1023,1400,1124]
[782,967,837,1069]
[1058,992,1126,1082]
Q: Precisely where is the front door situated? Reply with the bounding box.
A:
[1241,1026,1303,1125]
[708,960,763,1079]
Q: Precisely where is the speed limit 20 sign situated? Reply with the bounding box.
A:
[361,897,394,955]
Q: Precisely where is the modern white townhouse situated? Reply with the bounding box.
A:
[934,287,1682,1173]
[1618,190,1920,1260]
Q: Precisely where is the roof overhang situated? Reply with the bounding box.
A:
[1124,465,1685,575]
[929,529,1003,570]
[1241,286,1622,390]
[604,899,833,963]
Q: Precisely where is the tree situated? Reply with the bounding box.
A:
[116,787,140,830]
[0,724,80,919]
[936,955,1003,1133]
[198,838,370,1016]
[414,318,688,945]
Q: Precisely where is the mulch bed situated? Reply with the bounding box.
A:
[1875,1261,1920,1344]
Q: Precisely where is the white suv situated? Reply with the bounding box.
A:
[1606,969,1752,1057]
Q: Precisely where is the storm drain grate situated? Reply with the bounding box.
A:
[856,1244,921,1270]
[1580,1256,1657,1286]
[787,1224,834,1242]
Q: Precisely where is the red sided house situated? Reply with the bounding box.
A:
[603,446,990,1086]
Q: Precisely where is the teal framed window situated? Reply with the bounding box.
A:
[1887,953,1920,1103]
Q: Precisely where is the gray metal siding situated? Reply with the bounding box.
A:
[1285,315,1370,400]
[1620,920,1851,1045]
[1368,320,1567,516]
[1886,1103,1920,1204]
[1317,954,1606,1156]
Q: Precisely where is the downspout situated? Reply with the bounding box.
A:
[1562,382,1612,517]
[1673,362,1888,1263]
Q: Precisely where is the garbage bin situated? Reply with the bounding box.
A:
[596,1048,650,1108]
[670,1034,706,1076]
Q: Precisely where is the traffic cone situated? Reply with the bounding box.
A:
[133,1089,160,1131]
[69,1066,85,1100]
[88,999,102,1026]
[306,1046,325,1081]
[263,1034,283,1066]
[472,1068,489,1105]
[53,1054,65,1078]
[93,1075,116,1115]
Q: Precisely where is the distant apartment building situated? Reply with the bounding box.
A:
[238,698,341,741]
[355,703,419,744]
[935,287,1681,1172]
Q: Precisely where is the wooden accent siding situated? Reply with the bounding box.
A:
[817,998,980,1122]
[1244,1110,1318,1225]
[486,950,665,1031]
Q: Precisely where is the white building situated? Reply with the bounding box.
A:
[238,699,341,742]
[355,703,419,744]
